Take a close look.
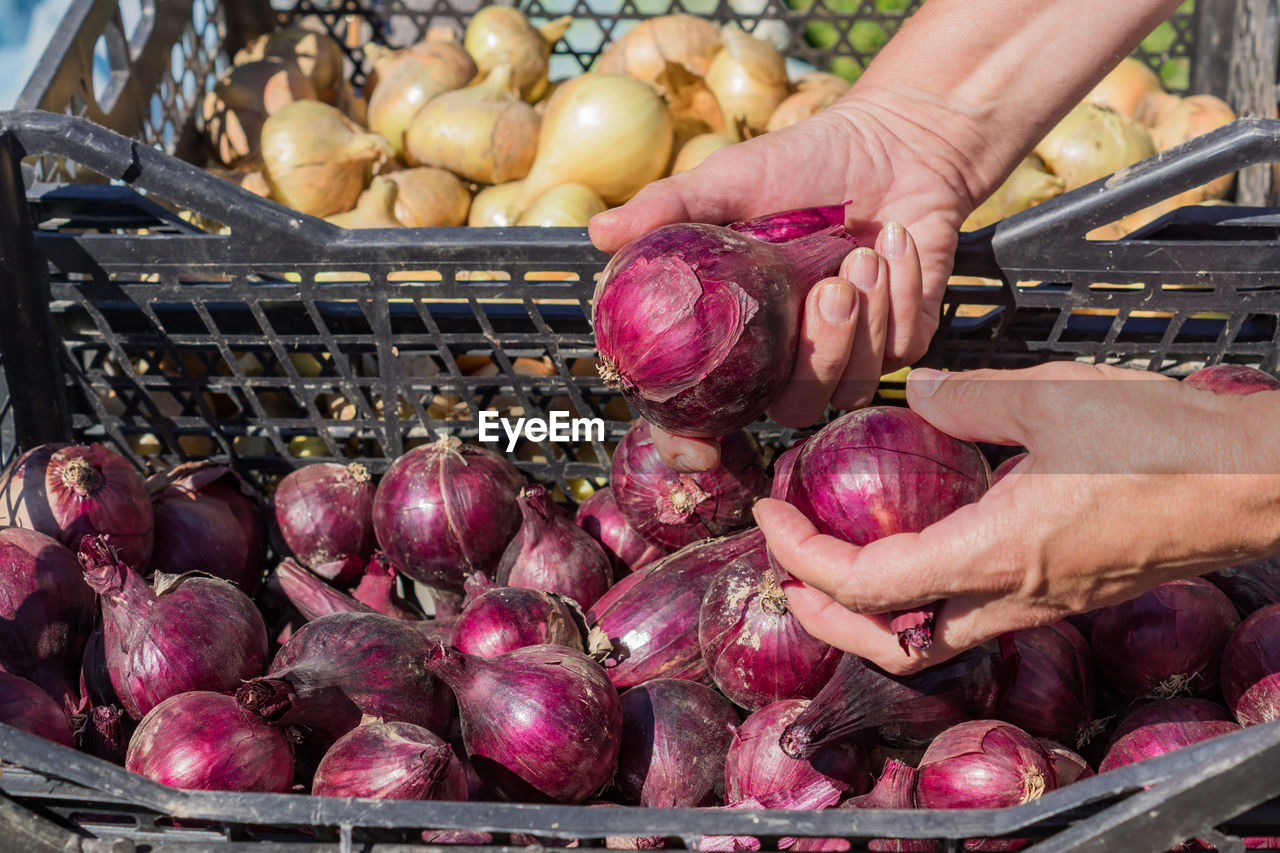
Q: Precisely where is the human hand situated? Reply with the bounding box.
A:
[755,361,1280,675]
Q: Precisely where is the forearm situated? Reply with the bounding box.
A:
[840,0,1183,207]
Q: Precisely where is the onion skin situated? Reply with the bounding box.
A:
[425,642,622,804]
[791,759,935,853]
[495,485,613,609]
[990,452,1027,484]
[1099,698,1240,772]
[593,211,856,437]
[1092,578,1239,699]
[367,42,477,157]
[1034,104,1155,192]
[998,621,1095,744]
[610,420,769,550]
[313,719,463,800]
[0,671,73,747]
[353,551,421,620]
[463,8,568,101]
[1086,57,1164,118]
[1037,739,1094,786]
[1207,557,1280,617]
[917,721,1056,810]
[780,639,1014,756]
[388,167,472,228]
[126,691,294,793]
[1222,603,1280,726]
[613,678,740,807]
[273,463,376,581]
[267,557,377,622]
[451,586,583,658]
[372,437,525,592]
[586,529,764,688]
[699,538,840,710]
[79,628,118,709]
[0,527,94,715]
[1183,364,1280,395]
[75,702,130,764]
[596,14,722,81]
[574,487,667,574]
[0,442,154,571]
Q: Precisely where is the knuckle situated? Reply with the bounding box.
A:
[874,653,927,677]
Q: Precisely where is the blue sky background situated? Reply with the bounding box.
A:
[0,0,77,107]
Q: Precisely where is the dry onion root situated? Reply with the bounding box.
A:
[237,27,346,105]
[765,72,849,131]
[596,14,723,82]
[464,7,571,102]
[202,58,316,167]
[962,155,1066,230]
[386,167,472,227]
[1034,103,1155,192]
[367,42,477,158]
[705,27,791,140]
[326,176,402,229]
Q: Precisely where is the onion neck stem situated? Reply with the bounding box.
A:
[61,457,102,497]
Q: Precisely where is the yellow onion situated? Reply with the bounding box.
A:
[765,72,849,132]
[962,156,1066,230]
[386,167,471,227]
[596,14,722,81]
[1151,95,1237,201]
[1034,104,1155,192]
[705,27,790,140]
[671,133,733,174]
[336,79,368,126]
[209,168,272,198]
[1135,91,1183,128]
[519,73,673,206]
[202,58,316,167]
[326,177,401,229]
[469,180,525,227]
[1085,57,1164,119]
[516,183,606,227]
[404,64,539,184]
[261,100,393,217]
[367,42,477,157]
[655,61,726,161]
[238,27,346,105]
[464,7,571,102]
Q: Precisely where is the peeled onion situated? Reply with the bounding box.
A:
[327,176,402,229]
[596,14,723,81]
[705,28,790,139]
[202,58,317,167]
[1085,57,1165,118]
[464,8,570,102]
[1034,104,1156,192]
[388,167,472,227]
[367,41,477,157]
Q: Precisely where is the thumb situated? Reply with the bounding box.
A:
[905,367,1033,447]
[589,178,696,254]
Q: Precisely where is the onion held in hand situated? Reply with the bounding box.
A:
[593,206,856,437]
[574,486,667,574]
[1099,698,1240,772]
[313,719,464,800]
[1222,604,1280,726]
[916,720,1056,810]
[451,586,583,657]
[1183,364,1280,395]
[273,462,376,584]
[495,484,613,609]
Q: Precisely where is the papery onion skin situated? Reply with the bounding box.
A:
[372,436,525,592]
[1183,364,1280,395]
[388,167,472,228]
[464,8,568,101]
[699,538,840,710]
[273,462,376,580]
[916,720,1057,810]
[613,678,740,808]
[425,642,622,804]
[574,487,668,574]
[596,14,722,81]
[1098,698,1240,772]
[610,420,769,550]
[1207,557,1280,616]
[312,719,463,800]
[451,586,583,658]
[1091,578,1239,699]
[0,671,73,747]
[353,551,421,620]
[267,557,376,622]
[791,759,935,853]
[587,529,765,689]
[1037,739,1094,786]
[999,621,1096,744]
[126,691,294,792]
[1222,603,1280,726]
[79,628,117,709]
[367,42,477,157]
[76,702,130,764]
[495,485,613,609]
[0,442,154,571]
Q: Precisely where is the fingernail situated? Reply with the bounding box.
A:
[818,280,856,324]
[846,247,879,292]
[882,221,907,258]
[780,579,806,592]
[907,367,947,398]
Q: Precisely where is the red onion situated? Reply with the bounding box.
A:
[0,671,73,747]
[496,485,613,609]
[1092,578,1239,699]
[80,534,268,720]
[699,538,841,710]
[586,802,669,850]
[237,611,454,751]
[1207,557,1280,616]
[0,527,94,714]
[592,205,857,437]
[792,759,935,853]
[1222,603,1280,726]
[267,557,377,621]
[575,487,667,574]
[611,421,769,549]
[451,586,584,657]
[1099,698,1240,772]
[781,640,1014,757]
[989,452,1027,484]
[587,529,765,688]
[700,786,844,852]
[75,703,130,764]
[147,461,264,593]
[725,698,870,806]
[372,436,525,591]
[312,718,465,800]
[769,440,807,503]
[79,628,118,708]
[353,551,421,619]
[126,691,294,792]
[0,442,153,570]
[1182,364,1280,394]
[614,678,740,807]
[1037,739,1093,786]
[999,621,1095,744]
[424,641,622,803]
[273,462,375,585]
[916,720,1056,809]
[786,407,990,651]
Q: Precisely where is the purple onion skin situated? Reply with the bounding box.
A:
[791,759,937,853]
[611,421,769,550]
[613,678,740,808]
[725,699,870,806]
[1092,578,1240,699]
[1183,364,1280,395]
[273,463,375,580]
[313,719,463,800]
[787,407,989,651]
[79,628,118,708]
[1099,698,1240,772]
[728,205,849,243]
[916,720,1057,810]
[496,485,614,609]
[126,691,294,792]
[0,670,73,747]
[998,621,1095,744]
[587,529,765,688]
[0,527,95,715]
[76,703,130,764]
[79,535,268,721]
[989,452,1028,485]
[1037,739,1094,786]
[1207,557,1280,616]
[425,642,623,804]
[353,551,421,619]
[593,210,858,437]
[769,440,808,503]
[372,437,525,592]
[452,586,583,658]
[699,538,841,710]
[782,640,1014,757]
[575,487,668,574]
[267,557,377,622]
[1222,603,1280,726]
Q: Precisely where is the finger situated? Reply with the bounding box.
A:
[781,581,922,667]
[767,276,860,428]
[875,222,926,370]
[830,247,890,410]
[904,367,1039,447]
[650,424,721,472]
